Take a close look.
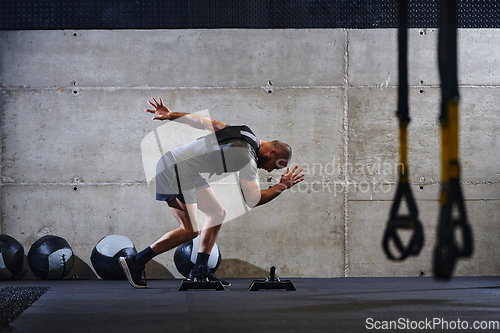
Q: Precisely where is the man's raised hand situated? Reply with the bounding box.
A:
[145,97,172,121]
[279,165,305,191]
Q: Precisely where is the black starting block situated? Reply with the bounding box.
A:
[248,266,296,291]
[178,279,225,291]
[178,268,225,291]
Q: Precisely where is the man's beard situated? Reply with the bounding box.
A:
[257,154,272,169]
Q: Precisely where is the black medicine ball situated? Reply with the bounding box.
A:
[174,236,221,278]
[28,235,74,280]
[0,235,24,280]
[91,235,137,280]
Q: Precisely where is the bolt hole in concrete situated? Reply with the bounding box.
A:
[419,89,424,94]
[420,186,424,190]
[73,90,78,95]
[73,32,78,37]
[420,80,424,84]
[73,187,78,191]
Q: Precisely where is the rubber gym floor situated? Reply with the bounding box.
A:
[1,276,499,333]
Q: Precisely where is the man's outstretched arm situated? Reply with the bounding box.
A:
[240,166,305,208]
[145,97,226,132]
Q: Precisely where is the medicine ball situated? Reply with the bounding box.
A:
[174,235,221,278]
[0,235,24,280]
[28,235,74,280]
[91,235,137,280]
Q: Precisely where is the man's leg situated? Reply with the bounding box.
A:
[196,187,227,254]
[120,197,200,289]
[150,198,200,254]
[188,187,230,286]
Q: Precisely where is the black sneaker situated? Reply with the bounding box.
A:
[119,255,147,289]
[188,266,231,287]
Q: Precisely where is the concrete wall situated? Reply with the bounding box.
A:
[0,29,498,279]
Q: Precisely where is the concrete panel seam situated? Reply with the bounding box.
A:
[345,181,500,185]
[351,198,500,202]
[0,86,348,91]
[0,78,2,227]
[343,28,350,278]
[3,180,495,189]
[1,85,497,92]
[1,180,304,186]
[338,84,500,89]
[0,182,148,186]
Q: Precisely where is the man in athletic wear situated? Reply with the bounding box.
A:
[120,97,305,288]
